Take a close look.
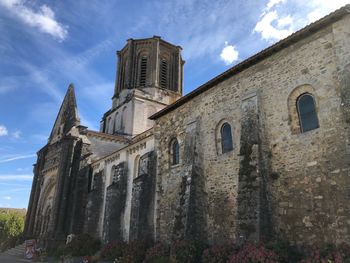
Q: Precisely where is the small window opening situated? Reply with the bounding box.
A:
[160,60,168,89]
[297,93,319,133]
[170,138,180,165]
[221,123,233,153]
[139,57,148,86]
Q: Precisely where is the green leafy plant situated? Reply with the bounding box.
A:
[170,239,206,263]
[0,210,25,252]
[101,240,127,260]
[300,243,350,263]
[266,239,303,263]
[56,234,101,257]
[144,242,170,263]
[101,239,150,262]
[119,240,150,263]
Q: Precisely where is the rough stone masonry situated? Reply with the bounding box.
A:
[24,6,350,249]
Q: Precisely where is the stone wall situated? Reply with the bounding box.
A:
[129,151,156,241]
[154,15,350,246]
[84,169,105,239]
[103,162,128,243]
[89,130,155,241]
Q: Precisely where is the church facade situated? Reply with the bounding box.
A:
[24,6,350,248]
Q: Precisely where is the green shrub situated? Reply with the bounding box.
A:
[0,211,25,252]
[300,243,350,263]
[266,239,303,263]
[119,240,150,263]
[55,234,101,257]
[170,239,206,263]
[101,240,150,263]
[144,242,170,263]
[100,240,127,260]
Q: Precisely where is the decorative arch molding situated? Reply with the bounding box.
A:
[286,75,325,94]
[37,175,56,213]
[215,119,234,155]
[35,175,56,236]
[40,203,52,236]
[288,84,319,134]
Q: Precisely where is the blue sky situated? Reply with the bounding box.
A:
[0,0,349,208]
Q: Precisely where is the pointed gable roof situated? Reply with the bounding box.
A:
[49,84,80,143]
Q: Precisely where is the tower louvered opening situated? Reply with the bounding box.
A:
[160,60,168,89]
[139,57,148,86]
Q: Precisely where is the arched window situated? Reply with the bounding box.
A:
[139,56,148,86]
[88,167,93,192]
[160,59,168,89]
[170,138,180,165]
[297,93,319,132]
[111,165,117,184]
[221,123,233,153]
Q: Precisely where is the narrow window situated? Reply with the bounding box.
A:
[88,168,93,192]
[111,166,117,184]
[160,60,168,89]
[92,174,98,190]
[139,57,148,86]
[170,138,180,165]
[297,93,319,133]
[221,123,233,153]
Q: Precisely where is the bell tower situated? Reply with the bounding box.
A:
[100,36,184,137]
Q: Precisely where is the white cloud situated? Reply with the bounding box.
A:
[0,154,36,163]
[0,0,68,41]
[0,126,22,139]
[12,130,21,139]
[307,0,350,23]
[0,174,33,181]
[277,15,293,27]
[0,125,8,136]
[254,0,350,42]
[266,0,287,11]
[220,42,239,65]
[254,11,293,41]
[3,196,11,200]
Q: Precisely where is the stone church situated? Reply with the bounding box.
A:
[24,6,350,248]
